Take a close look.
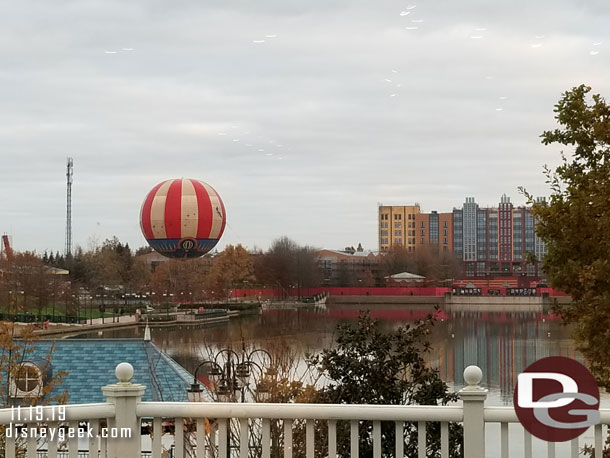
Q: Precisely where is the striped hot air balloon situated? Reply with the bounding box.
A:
[140,178,226,258]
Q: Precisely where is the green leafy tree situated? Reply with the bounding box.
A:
[307,311,463,458]
[520,84,610,389]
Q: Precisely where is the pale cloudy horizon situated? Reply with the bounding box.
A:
[1,0,609,255]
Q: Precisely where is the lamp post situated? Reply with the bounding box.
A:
[102,294,107,324]
[52,276,57,320]
[187,347,272,403]
[187,346,273,458]
[7,290,12,319]
[63,290,68,322]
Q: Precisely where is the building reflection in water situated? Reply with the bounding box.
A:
[75,304,578,405]
[429,311,577,403]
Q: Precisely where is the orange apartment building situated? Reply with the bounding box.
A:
[379,205,453,254]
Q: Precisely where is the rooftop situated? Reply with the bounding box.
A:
[27,339,206,404]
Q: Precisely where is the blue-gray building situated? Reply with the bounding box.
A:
[452,195,546,277]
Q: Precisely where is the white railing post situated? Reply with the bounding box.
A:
[101,362,146,458]
[459,365,487,458]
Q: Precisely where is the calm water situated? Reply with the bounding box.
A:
[76,303,579,404]
[75,303,604,458]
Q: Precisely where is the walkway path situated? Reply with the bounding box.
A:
[30,314,141,337]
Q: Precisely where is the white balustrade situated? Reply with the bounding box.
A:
[0,363,608,457]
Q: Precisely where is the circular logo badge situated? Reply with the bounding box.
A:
[179,238,196,251]
[514,356,599,442]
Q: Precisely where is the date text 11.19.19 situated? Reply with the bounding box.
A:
[11,405,66,422]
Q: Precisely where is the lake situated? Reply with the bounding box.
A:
[75,302,601,458]
[76,303,580,404]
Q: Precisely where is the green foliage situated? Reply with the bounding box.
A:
[307,311,463,458]
[521,84,610,388]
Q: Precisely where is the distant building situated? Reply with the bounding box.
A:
[454,195,545,277]
[534,197,548,263]
[415,210,453,254]
[378,204,421,252]
[378,195,547,277]
[316,248,380,286]
[386,271,426,286]
[378,205,452,253]
[138,251,170,272]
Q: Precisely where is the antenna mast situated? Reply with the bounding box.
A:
[65,157,73,256]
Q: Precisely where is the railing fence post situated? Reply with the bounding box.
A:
[102,362,146,458]
[459,365,488,458]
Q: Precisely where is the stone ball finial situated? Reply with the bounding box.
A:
[115,362,134,383]
[463,365,482,386]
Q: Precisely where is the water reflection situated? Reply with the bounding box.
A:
[76,303,578,405]
[429,313,577,404]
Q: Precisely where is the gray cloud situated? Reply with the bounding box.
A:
[1,0,609,254]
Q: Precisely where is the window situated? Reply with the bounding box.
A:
[15,366,40,392]
[443,238,447,244]
[394,230,402,236]
[443,246,448,252]
[466,264,475,276]
[420,238,424,244]
[443,229,447,236]
[443,221,448,228]
[408,214,412,220]
[11,362,43,398]
[420,230,425,236]
[421,221,425,228]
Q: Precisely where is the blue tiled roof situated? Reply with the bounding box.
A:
[26,339,204,404]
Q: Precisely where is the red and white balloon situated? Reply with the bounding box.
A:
[140,178,226,258]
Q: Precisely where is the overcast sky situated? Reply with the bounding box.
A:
[1,0,609,255]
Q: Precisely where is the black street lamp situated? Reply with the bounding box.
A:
[187,347,272,403]
[187,346,273,458]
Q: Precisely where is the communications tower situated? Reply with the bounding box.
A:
[65,157,73,256]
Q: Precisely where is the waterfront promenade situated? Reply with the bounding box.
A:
[13,291,570,336]
[16,310,234,337]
